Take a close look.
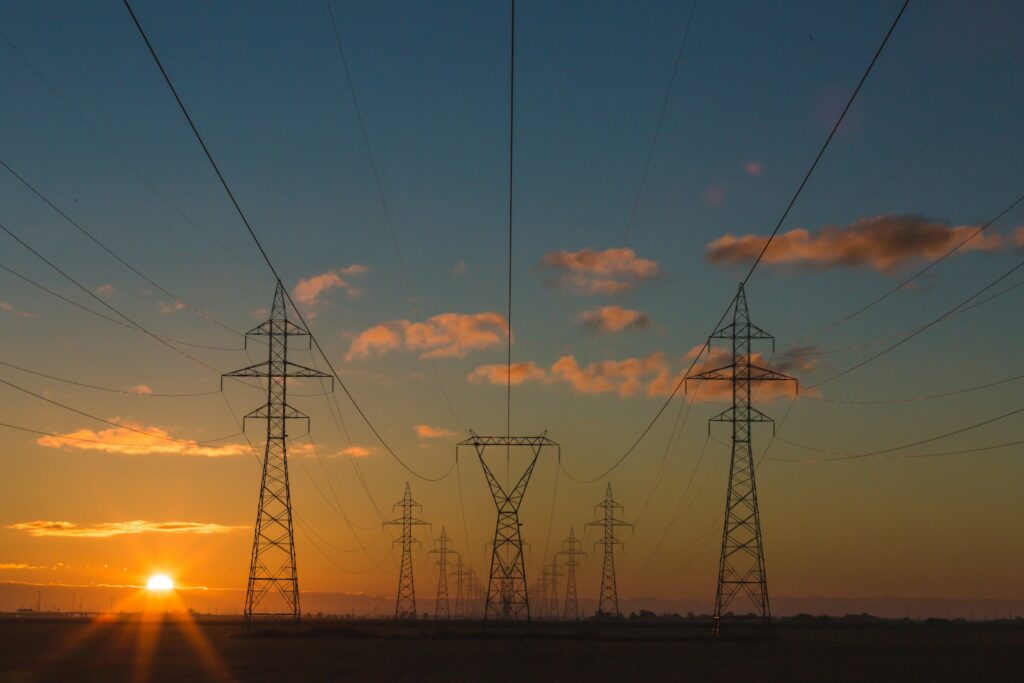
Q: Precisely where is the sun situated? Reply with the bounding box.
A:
[146,574,174,591]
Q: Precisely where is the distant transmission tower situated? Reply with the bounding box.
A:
[224,281,332,627]
[452,556,467,619]
[688,283,796,634]
[430,526,457,619]
[457,432,559,620]
[535,565,550,619]
[558,528,585,620]
[384,482,429,619]
[547,556,561,621]
[586,484,632,618]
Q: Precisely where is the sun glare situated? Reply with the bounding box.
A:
[146,574,174,591]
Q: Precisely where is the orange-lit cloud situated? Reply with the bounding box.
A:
[1013,226,1024,247]
[541,247,659,295]
[706,215,1002,273]
[703,185,726,206]
[467,362,549,386]
[340,445,373,457]
[414,424,458,439]
[94,284,115,297]
[744,160,764,177]
[578,305,650,333]
[35,424,250,458]
[159,300,186,314]
[128,385,153,395]
[6,520,245,538]
[551,353,673,398]
[346,312,509,360]
[293,265,369,306]
[0,563,42,570]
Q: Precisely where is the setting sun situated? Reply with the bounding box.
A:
[146,574,174,592]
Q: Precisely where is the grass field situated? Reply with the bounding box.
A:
[1,617,1022,682]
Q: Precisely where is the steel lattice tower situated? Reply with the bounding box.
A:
[535,565,550,619]
[586,484,632,618]
[224,281,332,627]
[430,526,457,619]
[547,556,561,621]
[452,555,467,619]
[457,432,559,620]
[688,283,796,635]
[384,482,429,619]
[558,527,585,620]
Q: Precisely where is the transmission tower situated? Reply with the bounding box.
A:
[224,280,332,627]
[452,556,467,619]
[430,526,457,619]
[586,483,632,618]
[384,482,430,619]
[547,556,561,621]
[457,432,559,620]
[558,527,586,620]
[535,565,550,619]
[688,283,797,635]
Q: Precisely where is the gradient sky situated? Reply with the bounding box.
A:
[1,0,1023,616]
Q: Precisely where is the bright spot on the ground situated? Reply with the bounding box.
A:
[146,574,174,591]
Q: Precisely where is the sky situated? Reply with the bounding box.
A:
[1,0,1023,617]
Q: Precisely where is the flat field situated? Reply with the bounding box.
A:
[0,617,1022,682]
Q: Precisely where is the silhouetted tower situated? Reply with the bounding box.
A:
[224,281,332,627]
[384,482,429,619]
[558,528,586,620]
[586,484,632,618]
[547,556,561,621]
[458,433,559,620]
[430,527,457,619]
[452,556,467,619]
[688,283,796,635]
[535,565,550,619]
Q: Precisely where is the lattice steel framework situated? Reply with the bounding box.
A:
[457,432,559,620]
[558,527,585,620]
[430,526,457,619]
[688,283,797,635]
[384,482,429,619]
[224,281,332,627]
[546,556,561,621]
[586,484,632,618]
[452,555,467,619]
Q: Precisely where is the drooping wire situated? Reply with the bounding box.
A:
[0,359,220,397]
[122,0,454,483]
[740,0,910,286]
[322,0,465,431]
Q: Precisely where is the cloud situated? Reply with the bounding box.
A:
[706,215,1003,273]
[346,312,509,360]
[467,362,549,386]
[0,563,42,570]
[6,520,245,539]
[35,423,250,457]
[578,305,650,333]
[541,248,660,295]
[743,161,764,177]
[94,284,115,297]
[340,445,373,457]
[159,300,186,314]
[551,353,673,398]
[128,385,153,395]
[0,301,33,318]
[293,265,368,306]
[414,424,458,439]
[1012,226,1024,247]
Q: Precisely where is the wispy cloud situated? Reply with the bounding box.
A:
[35,423,249,457]
[293,265,368,307]
[578,305,650,333]
[0,301,33,318]
[414,424,458,440]
[551,353,672,398]
[6,520,245,539]
[467,362,549,386]
[743,160,764,177]
[340,445,373,457]
[93,284,115,297]
[541,248,659,295]
[706,215,1002,273]
[0,563,43,570]
[346,312,509,361]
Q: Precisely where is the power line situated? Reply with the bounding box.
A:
[0,359,220,398]
[0,27,266,279]
[321,0,465,430]
[122,0,454,483]
[741,0,910,285]
[0,374,239,446]
[0,155,242,339]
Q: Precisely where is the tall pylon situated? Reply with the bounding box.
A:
[558,527,586,620]
[452,556,467,619]
[535,565,550,619]
[430,527,457,619]
[688,283,797,635]
[224,280,332,627]
[547,556,561,621]
[384,482,430,619]
[586,484,632,618]
[457,433,559,620]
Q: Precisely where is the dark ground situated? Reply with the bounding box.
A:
[0,617,1022,682]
